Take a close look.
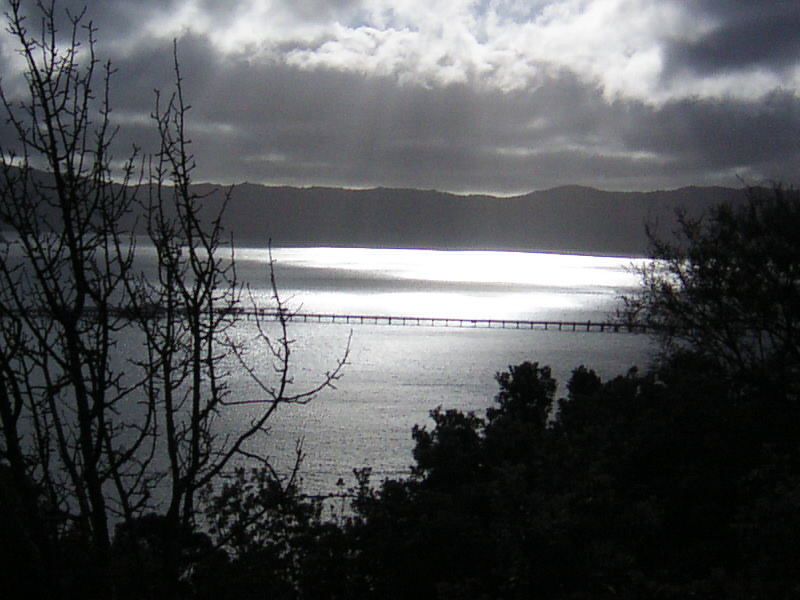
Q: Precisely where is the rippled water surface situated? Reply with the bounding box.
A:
[223,247,658,493]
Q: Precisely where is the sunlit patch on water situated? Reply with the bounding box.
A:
[235,246,648,321]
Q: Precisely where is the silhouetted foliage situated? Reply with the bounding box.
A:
[623,184,800,400]
[189,466,359,600]
[0,465,54,597]
[332,355,800,599]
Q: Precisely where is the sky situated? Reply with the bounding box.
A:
[1,0,799,195]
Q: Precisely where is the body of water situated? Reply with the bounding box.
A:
[2,239,658,495]
[223,247,658,494]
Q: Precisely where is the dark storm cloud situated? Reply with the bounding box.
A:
[622,92,800,167]
[664,1,800,75]
[102,30,799,193]
[107,40,631,191]
[2,1,799,193]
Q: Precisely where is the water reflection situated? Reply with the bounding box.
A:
[235,247,647,321]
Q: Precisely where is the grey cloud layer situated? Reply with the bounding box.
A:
[2,0,798,193]
[664,2,800,75]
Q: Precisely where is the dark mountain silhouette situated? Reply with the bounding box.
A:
[203,182,746,256]
[1,168,747,256]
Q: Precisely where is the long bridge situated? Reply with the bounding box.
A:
[240,310,649,333]
[19,305,651,334]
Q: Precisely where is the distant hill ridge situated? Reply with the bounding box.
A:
[201,182,746,256]
[0,169,747,256]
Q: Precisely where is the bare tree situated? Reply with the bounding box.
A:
[0,2,347,596]
[134,43,349,591]
[0,0,151,593]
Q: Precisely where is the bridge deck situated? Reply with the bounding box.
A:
[242,310,649,333]
[17,306,650,333]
